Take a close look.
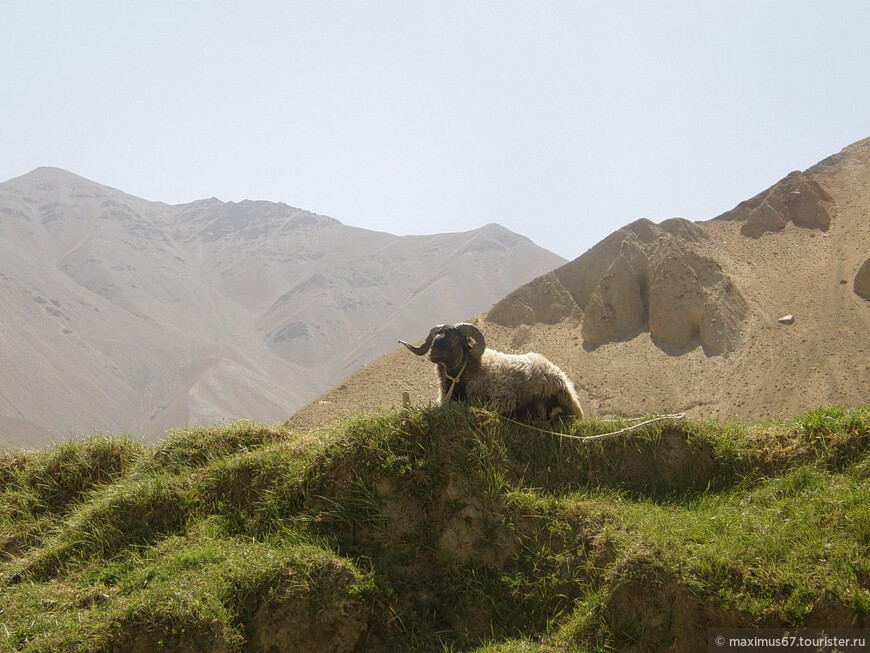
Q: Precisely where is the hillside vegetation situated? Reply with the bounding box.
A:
[1,405,868,652]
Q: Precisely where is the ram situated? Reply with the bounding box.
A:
[400,323,584,419]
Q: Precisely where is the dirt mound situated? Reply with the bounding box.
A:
[246,563,370,653]
[288,137,870,428]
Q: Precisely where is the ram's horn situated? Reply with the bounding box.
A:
[455,323,486,360]
[398,325,441,356]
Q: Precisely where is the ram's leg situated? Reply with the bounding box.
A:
[550,388,584,420]
[487,391,517,417]
[568,394,585,419]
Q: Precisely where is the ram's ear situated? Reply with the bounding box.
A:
[455,323,485,360]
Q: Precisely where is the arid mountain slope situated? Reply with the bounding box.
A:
[0,168,564,446]
[289,138,870,430]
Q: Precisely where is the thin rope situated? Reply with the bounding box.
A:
[442,357,468,402]
[598,414,675,424]
[492,411,688,442]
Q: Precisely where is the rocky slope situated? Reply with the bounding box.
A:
[289,137,870,429]
[0,168,564,446]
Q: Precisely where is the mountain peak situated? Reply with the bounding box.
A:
[30,165,77,175]
[5,166,88,186]
[2,167,135,203]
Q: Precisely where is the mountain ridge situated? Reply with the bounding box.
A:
[0,169,564,446]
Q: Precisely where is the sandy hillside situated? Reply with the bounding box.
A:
[288,138,870,431]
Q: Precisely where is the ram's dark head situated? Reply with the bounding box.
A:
[399,323,486,369]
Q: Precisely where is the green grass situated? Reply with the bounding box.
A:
[1,406,868,652]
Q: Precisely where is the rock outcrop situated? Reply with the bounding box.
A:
[581,231,747,355]
[716,170,834,237]
[855,257,870,301]
[580,238,650,346]
[485,272,580,327]
[489,218,748,356]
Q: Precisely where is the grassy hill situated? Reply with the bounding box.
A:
[1,405,868,652]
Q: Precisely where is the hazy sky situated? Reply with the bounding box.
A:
[3,2,868,259]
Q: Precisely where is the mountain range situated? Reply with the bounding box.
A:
[288,137,870,430]
[0,168,564,446]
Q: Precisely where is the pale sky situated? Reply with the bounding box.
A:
[2,1,868,259]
